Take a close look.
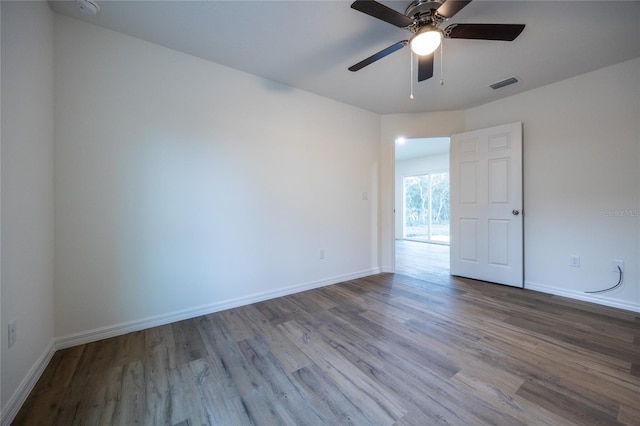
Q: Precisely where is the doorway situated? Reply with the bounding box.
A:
[394,137,450,278]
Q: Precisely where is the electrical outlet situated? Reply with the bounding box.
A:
[8,319,17,348]
[318,248,325,260]
[612,260,624,273]
[569,255,580,267]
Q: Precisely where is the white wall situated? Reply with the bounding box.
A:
[380,58,640,311]
[394,153,449,239]
[1,0,55,418]
[53,16,381,340]
[464,58,640,311]
[1,5,637,421]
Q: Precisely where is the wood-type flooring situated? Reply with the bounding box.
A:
[13,242,640,425]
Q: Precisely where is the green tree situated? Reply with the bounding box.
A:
[431,173,450,224]
[404,173,450,241]
[404,176,429,227]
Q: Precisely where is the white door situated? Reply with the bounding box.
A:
[450,122,523,287]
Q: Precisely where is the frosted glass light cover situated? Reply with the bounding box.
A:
[410,30,441,56]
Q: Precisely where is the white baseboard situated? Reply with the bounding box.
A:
[525,281,640,313]
[3,271,635,426]
[55,268,380,350]
[2,269,379,425]
[1,339,55,426]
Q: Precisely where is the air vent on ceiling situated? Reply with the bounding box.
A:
[489,77,519,90]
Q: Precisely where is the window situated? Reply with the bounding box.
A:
[403,172,449,244]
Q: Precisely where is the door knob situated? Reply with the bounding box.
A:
[512,209,520,215]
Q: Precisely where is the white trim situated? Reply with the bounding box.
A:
[525,281,640,313]
[1,340,55,426]
[3,272,635,426]
[3,269,379,423]
[55,268,380,350]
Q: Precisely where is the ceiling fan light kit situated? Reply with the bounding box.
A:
[349,0,525,83]
[410,27,442,56]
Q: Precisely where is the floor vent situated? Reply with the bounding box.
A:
[490,77,519,90]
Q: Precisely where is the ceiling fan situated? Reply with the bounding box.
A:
[349,0,525,82]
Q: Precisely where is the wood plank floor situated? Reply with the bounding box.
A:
[13,267,640,424]
[395,239,449,281]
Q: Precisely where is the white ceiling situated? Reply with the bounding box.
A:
[395,137,450,161]
[49,0,640,115]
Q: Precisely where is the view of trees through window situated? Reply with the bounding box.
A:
[403,172,450,243]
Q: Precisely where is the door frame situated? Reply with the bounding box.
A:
[388,128,524,285]
[392,136,451,270]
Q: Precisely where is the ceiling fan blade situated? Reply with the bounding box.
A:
[351,0,414,28]
[444,24,525,41]
[436,1,472,19]
[349,41,408,72]
[418,53,434,82]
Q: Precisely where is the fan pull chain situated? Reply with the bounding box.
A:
[440,41,444,86]
[410,49,414,100]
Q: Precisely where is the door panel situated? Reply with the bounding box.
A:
[459,162,478,203]
[450,122,523,287]
[459,219,478,262]
[488,158,509,203]
[488,219,509,265]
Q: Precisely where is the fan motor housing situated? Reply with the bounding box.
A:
[405,0,444,21]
